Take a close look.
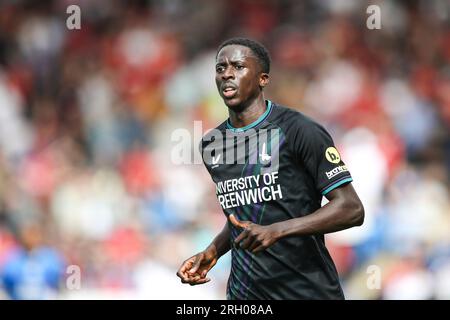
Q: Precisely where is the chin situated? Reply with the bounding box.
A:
[223,97,243,110]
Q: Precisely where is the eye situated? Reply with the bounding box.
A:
[235,65,244,70]
[216,65,225,73]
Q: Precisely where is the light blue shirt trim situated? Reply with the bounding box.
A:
[322,177,353,195]
[226,100,272,132]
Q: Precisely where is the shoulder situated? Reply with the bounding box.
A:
[268,102,327,137]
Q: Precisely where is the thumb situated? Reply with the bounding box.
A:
[229,214,246,229]
[188,255,203,274]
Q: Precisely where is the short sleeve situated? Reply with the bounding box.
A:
[291,119,352,195]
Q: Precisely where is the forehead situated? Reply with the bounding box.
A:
[216,45,257,63]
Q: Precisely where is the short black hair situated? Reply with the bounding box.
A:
[216,37,271,74]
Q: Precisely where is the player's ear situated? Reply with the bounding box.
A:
[259,73,269,88]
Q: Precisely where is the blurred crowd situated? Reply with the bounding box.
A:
[0,0,449,299]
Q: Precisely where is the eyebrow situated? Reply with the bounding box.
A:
[216,59,245,66]
[216,56,255,65]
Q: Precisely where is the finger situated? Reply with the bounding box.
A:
[187,273,208,283]
[178,261,191,274]
[180,273,197,283]
[177,260,193,280]
[240,236,257,250]
[234,228,249,244]
[181,270,198,282]
[188,255,203,275]
[177,270,188,282]
[229,214,247,229]
[180,276,192,284]
[191,274,206,281]
[248,239,262,252]
[251,244,267,253]
[181,271,203,283]
[189,278,211,286]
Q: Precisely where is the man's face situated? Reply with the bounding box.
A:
[215,45,268,109]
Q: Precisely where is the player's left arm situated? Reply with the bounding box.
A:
[231,182,364,253]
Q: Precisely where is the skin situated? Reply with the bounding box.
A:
[176,44,365,286]
[214,45,269,128]
[229,183,364,253]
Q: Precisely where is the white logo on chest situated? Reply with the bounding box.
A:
[212,154,221,168]
[260,143,271,163]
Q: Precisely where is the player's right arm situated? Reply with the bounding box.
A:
[177,221,231,285]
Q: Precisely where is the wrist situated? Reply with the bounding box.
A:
[272,221,288,240]
[204,243,218,259]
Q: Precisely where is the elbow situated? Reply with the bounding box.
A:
[351,200,365,227]
[341,198,364,228]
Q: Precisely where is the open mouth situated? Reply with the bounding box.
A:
[223,87,237,98]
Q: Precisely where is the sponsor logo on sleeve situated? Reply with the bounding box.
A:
[325,147,341,164]
[325,165,348,179]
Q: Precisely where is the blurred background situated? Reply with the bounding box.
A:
[0,0,449,299]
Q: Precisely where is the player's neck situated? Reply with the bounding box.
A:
[228,96,267,129]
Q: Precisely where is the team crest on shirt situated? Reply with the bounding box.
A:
[325,147,341,164]
[212,154,221,169]
[259,142,271,165]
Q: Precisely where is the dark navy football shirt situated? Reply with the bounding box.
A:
[201,100,352,299]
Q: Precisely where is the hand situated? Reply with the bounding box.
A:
[176,248,218,286]
[229,214,281,253]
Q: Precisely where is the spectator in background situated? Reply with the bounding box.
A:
[0,0,449,300]
[0,221,65,300]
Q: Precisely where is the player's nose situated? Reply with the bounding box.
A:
[222,66,235,80]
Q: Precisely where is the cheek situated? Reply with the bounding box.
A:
[239,73,251,86]
[241,76,259,93]
[215,77,221,89]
